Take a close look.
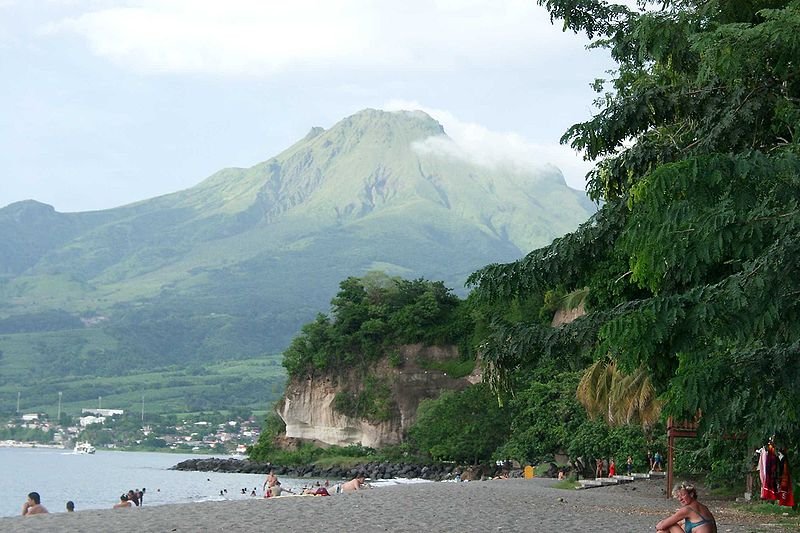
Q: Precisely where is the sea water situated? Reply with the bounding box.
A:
[0,447,309,517]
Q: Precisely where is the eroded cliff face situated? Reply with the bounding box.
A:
[551,301,586,327]
[278,344,481,448]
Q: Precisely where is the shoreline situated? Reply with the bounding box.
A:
[0,441,65,449]
[1,477,794,533]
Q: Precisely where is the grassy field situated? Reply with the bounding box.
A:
[0,334,287,418]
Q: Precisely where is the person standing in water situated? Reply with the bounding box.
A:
[263,470,278,494]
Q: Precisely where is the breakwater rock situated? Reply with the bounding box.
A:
[170,458,502,481]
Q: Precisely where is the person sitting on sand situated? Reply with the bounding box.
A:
[22,492,49,515]
[341,474,367,492]
[114,494,132,509]
[656,482,717,533]
[66,500,75,512]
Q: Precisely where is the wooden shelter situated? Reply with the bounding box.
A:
[666,416,700,498]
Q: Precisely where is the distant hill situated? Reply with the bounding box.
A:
[0,108,595,416]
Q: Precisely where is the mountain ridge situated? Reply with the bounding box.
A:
[0,108,595,416]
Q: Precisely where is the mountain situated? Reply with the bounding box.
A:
[0,109,595,416]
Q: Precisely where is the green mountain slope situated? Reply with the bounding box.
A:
[0,108,595,416]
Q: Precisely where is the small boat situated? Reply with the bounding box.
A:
[73,441,96,454]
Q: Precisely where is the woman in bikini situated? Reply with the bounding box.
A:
[656,482,717,533]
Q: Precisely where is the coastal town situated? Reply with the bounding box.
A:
[0,408,261,455]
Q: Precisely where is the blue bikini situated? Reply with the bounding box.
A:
[684,515,714,532]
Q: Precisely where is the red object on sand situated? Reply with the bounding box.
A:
[778,451,794,507]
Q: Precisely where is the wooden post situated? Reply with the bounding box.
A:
[667,432,674,498]
[666,416,699,499]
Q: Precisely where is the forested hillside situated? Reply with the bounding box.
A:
[0,109,595,417]
[259,2,800,487]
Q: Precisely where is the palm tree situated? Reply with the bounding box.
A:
[577,358,661,428]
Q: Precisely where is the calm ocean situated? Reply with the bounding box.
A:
[0,447,306,517]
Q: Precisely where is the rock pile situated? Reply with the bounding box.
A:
[171,458,508,481]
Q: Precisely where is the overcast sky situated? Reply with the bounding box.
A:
[1,0,616,213]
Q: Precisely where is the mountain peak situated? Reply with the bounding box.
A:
[340,108,445,137]
[0,199,56,219]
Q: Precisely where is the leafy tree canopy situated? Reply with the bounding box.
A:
[469,0,800,450]
[409,383,511,464]
[282,272,468,377]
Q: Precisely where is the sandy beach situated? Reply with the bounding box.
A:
[1,477,794,532]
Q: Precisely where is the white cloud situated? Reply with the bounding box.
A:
[40,0,585,74]
[382,99,592,190]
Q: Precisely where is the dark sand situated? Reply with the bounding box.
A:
[1,478,794,532]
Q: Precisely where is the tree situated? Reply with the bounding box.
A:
[469,0,800,451]
[281,273,467,377]
[409,384,510,464]
[576,359,660,427]
[249,410,286,461]
[499,372,588,464]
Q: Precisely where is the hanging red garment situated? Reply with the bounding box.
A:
[777,450,794,507]
[761,444,779,500]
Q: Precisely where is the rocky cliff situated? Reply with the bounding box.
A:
[277,344,481,448]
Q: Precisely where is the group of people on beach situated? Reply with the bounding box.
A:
[260,469,367,498]
[20,476,717,532]
[113,488,145,509]
[594,451,662,479]
[595,457,621,477]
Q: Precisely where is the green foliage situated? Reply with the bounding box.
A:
[248,409,287,462]
[387,350,403,368]
[332,375,395,423]
[496,372,651,467]
[282,273,468,377]
[468,0,800,465]
[409,383,510,464]
[0,426,54,444]
[498,372,587,463]
[0,352,286,418]
[414,356,475,378]
[566,419,653,469]
[251,442,377,467]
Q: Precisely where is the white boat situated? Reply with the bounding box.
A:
[73,441,96,454]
